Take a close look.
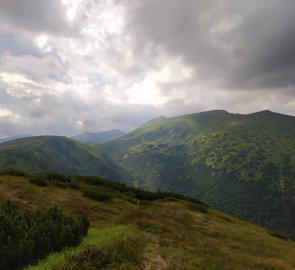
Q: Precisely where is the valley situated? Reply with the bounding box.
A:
[0,110,295,262]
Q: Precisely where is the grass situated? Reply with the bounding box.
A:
[26,226,145,270]
[127,200,295,270]
[1,174,295,269]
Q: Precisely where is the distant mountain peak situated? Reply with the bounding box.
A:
[247,110,284,118]
[71,129,126,144]
[249,110,273,115]
[101,108,295,239]
[199,109,230,116]
[206,109,229,113]
[0,135,125,179]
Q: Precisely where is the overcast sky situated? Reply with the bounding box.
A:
[0,0,295,137]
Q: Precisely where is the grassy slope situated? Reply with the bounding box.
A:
[0,136,126,181]
[101,110,295,239]
[1,175,295,270]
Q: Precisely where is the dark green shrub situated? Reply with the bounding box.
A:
[82,176,129,193]
[46,173,77,189]
[77,176,204,206]
[0,201,89,270]
[188,202,209,214]
[83,189,113,202]
[46,173,71,182]
[131,188,203,204]
[267,229,288,240]
[68,183,80,190]
[159,196,178,202]
[220,216,232,222]
[53,181,69,188]
[29,177,48,187]
[0,169,28,176]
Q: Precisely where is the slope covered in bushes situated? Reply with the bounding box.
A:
[0,202,89,270]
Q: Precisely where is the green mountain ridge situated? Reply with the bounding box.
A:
[0,136,125,181]
[101,110,295,239]
[1,110,295,240]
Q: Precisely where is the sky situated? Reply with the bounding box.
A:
[0,0,295,137]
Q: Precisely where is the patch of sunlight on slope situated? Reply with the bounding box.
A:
[26,225,143,270]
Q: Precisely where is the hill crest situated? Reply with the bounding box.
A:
[72,129,126,144]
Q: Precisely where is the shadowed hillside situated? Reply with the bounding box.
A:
[0,136,126,181]
[101,110,295,239]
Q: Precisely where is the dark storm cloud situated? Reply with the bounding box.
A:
[227,0,295,89]
[0,0,75,35]
[2,0,295,137]
[121,0,295,90]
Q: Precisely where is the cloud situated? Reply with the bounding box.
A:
[1,0,295,137]
[121,0,295,90]
[0,54,68,83]
[0,31,43,57]
[0,0,76,36]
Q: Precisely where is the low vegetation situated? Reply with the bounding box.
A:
[27,226,145,270]
[28,173,204,205]
[1,174,295,269]
[0,201,89,270]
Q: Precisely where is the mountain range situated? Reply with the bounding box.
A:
[101,110,295,239]
[0,134,32,143]
[71,129,126,144]
[0,110,294,239]
[0,136,126,181]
